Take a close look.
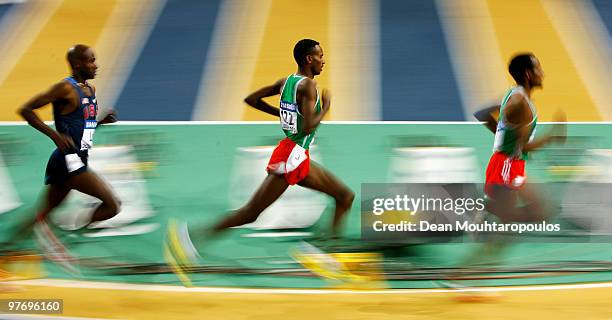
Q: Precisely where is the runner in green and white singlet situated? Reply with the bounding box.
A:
[165,39,355,286]
[481,54,566,201]
[474,53,567,218]
[452,53,568,295]
[493,85,538,160]
[279,73,321,149]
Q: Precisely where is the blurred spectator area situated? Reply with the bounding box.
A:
[0,0,610,121]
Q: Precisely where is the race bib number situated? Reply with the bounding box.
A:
[280,101,298,134]
[81,120,97,151]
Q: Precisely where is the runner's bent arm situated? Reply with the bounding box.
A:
[298,78,329,134]
[97,109,117,125]
[474,105,500,134]
[244,78,285,117]
[90,85,118,125]
[521,111,566,152]
[504,95,563,153]
[18,81,76,152]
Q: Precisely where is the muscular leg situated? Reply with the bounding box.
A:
[486,184,551,223]
[3,185,70,248]
[485,186,519,223]
[66,171,121,225]
[37,185,71,221]
[166,172,288,285]
[516,183,552,221]
[208,173,289,235]
[462,183,552,272]
[298,161,355,235]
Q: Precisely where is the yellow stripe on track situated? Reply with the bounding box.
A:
[0,0,64,111]
[4,280,612,319]
[328,0,380,120]
[242,0,331,121]
[436,0,508,118]
[192,0,272,121]
[0,0,117,121]
[486,0,601,121]
[541,0,612,120]
[93,0,166,113]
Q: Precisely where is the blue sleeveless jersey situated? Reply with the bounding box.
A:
[54,77,98,156]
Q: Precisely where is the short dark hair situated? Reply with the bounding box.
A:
[67,44,90,68]
[293,39,319,66]
[508,53,535,84]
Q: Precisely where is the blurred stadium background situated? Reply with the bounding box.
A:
[1,0,612,319]
[0,0,611,121]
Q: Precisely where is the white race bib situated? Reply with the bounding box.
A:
[280,101,298,134]
[81,120,97,151]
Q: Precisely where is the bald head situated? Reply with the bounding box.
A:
[67,44,91,68]
[66,44,97,79]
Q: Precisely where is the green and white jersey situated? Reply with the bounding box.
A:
[279,74,321,150]
[493,86,538,159]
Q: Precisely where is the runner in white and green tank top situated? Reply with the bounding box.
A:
[279,74,321,149]
[493,86,538,159]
